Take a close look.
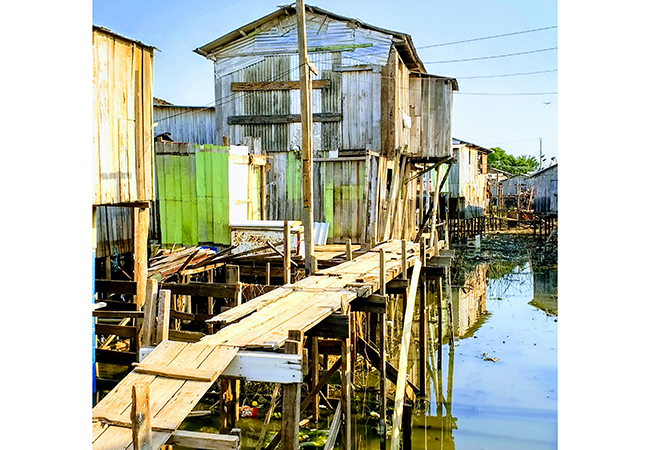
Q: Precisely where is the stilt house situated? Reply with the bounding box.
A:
[530,163,558,215]
[445,138,492,218]
[194,3,457,245]
[92,25,156,305]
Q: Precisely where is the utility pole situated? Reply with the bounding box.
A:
[539,138,543,171]
[296,0,316,275]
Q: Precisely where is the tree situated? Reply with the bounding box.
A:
[487,147,539,175]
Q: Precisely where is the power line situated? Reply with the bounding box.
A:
[418,26,557,49]
[456,69,557,79]
[456,91,557,96]
[424,47,557,64]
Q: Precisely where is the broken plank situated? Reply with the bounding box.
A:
[167,430,239,450]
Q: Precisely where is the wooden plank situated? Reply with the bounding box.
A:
[206,287,293,326]
[168,329,205,343]
[95,348,138,366]
[95,324,138,339]
[231,80,329,91]
[168,430,239,450]
[133,363,219,382]
[390,258,422,450]
[95,279,137,295]
[160,282,238,298]
[322,401,342,450]
[131,383,152,450]
[156,289,171,344]
[227,113,342,125]
[305,313,349,339]
[93,310,144,319]
[142,279,158,347]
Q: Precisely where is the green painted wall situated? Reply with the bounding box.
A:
[156,145,231,246]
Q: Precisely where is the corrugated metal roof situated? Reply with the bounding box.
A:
[194,3,426,73]
[92,25,159,51]
[452,138,492,153]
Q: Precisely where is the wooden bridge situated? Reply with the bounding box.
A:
[92,239,448,450]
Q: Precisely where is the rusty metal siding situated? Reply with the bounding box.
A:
[153,106,216,144]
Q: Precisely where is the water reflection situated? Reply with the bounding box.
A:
[410,260,557,450]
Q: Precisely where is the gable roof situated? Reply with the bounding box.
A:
[194,3,425,73]
[93,25,158,52]
[452,138,492,154]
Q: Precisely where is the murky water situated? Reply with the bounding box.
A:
[177,242,558,450]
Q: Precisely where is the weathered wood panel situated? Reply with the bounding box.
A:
[155,143,260,246]
[93,27,155,205]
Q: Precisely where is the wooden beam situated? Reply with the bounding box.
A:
[134,205,150,310]
[231,80,330,91]
[390,258,422,450]
[160,282,239,298]
[94,279,137,295]
[133,363,219,382]
[95,348,138,366]
[168,430,239,450]
[168,329,205,343]
[95,323,138,339]
[131,383,152,450]
[284,221,291,284]
[227,113,342,125]
[379,248,387,450]
[93,310,144,319]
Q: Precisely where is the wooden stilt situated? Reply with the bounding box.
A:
[340,307,352,450]
[390,258,421,450]
[266,262,271,286]
[134,205,150,310]
[309,336,320,425]
[207,270,214,335]
[379,249,387,450]
[255,384,280,450]
[403,401,412,450]
[281,330,304,450]
[437,278,443,370]
[156,289,171,344]
[131,383,152,450]
[219,379,232,434]
[346,238,352,261]
[284,221,291,285]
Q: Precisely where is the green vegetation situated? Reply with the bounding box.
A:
[488,147,539,175]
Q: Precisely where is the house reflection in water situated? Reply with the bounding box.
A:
[531,267,558,315]
[451,263,489,338]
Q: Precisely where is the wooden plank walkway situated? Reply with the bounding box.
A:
[92,240,423,450]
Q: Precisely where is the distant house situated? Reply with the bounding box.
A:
[194,4,457,245]
[530,163,558,215]
[444,138,492,218]
[153,97,217,145]
[499,174,533,211]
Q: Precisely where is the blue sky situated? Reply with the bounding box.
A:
[93,0,558,163]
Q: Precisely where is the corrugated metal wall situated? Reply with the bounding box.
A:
[532,165,558,214]
[153,106,216,144]
[446,145,489,217]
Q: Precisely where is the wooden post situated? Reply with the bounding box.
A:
[134,204,150,310]
[403,402,412,450]
[419,238,427,393]
[378,248,387,450]
[296,0,315,276]
[141,279,158,347]
[266,262,272,286]
[207,270,214,335]
[340,301,352,450]
[284,221,291,284]
[309,336,320,425]
[255,384,280,450]
[390,258,421,450]
[220,379,232,434]
[131,383,152,450]
[156,289,171,344]
[437,278,443,370]
[346,238,353,261]
[281,330,304,450]
[226,265,242,306]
